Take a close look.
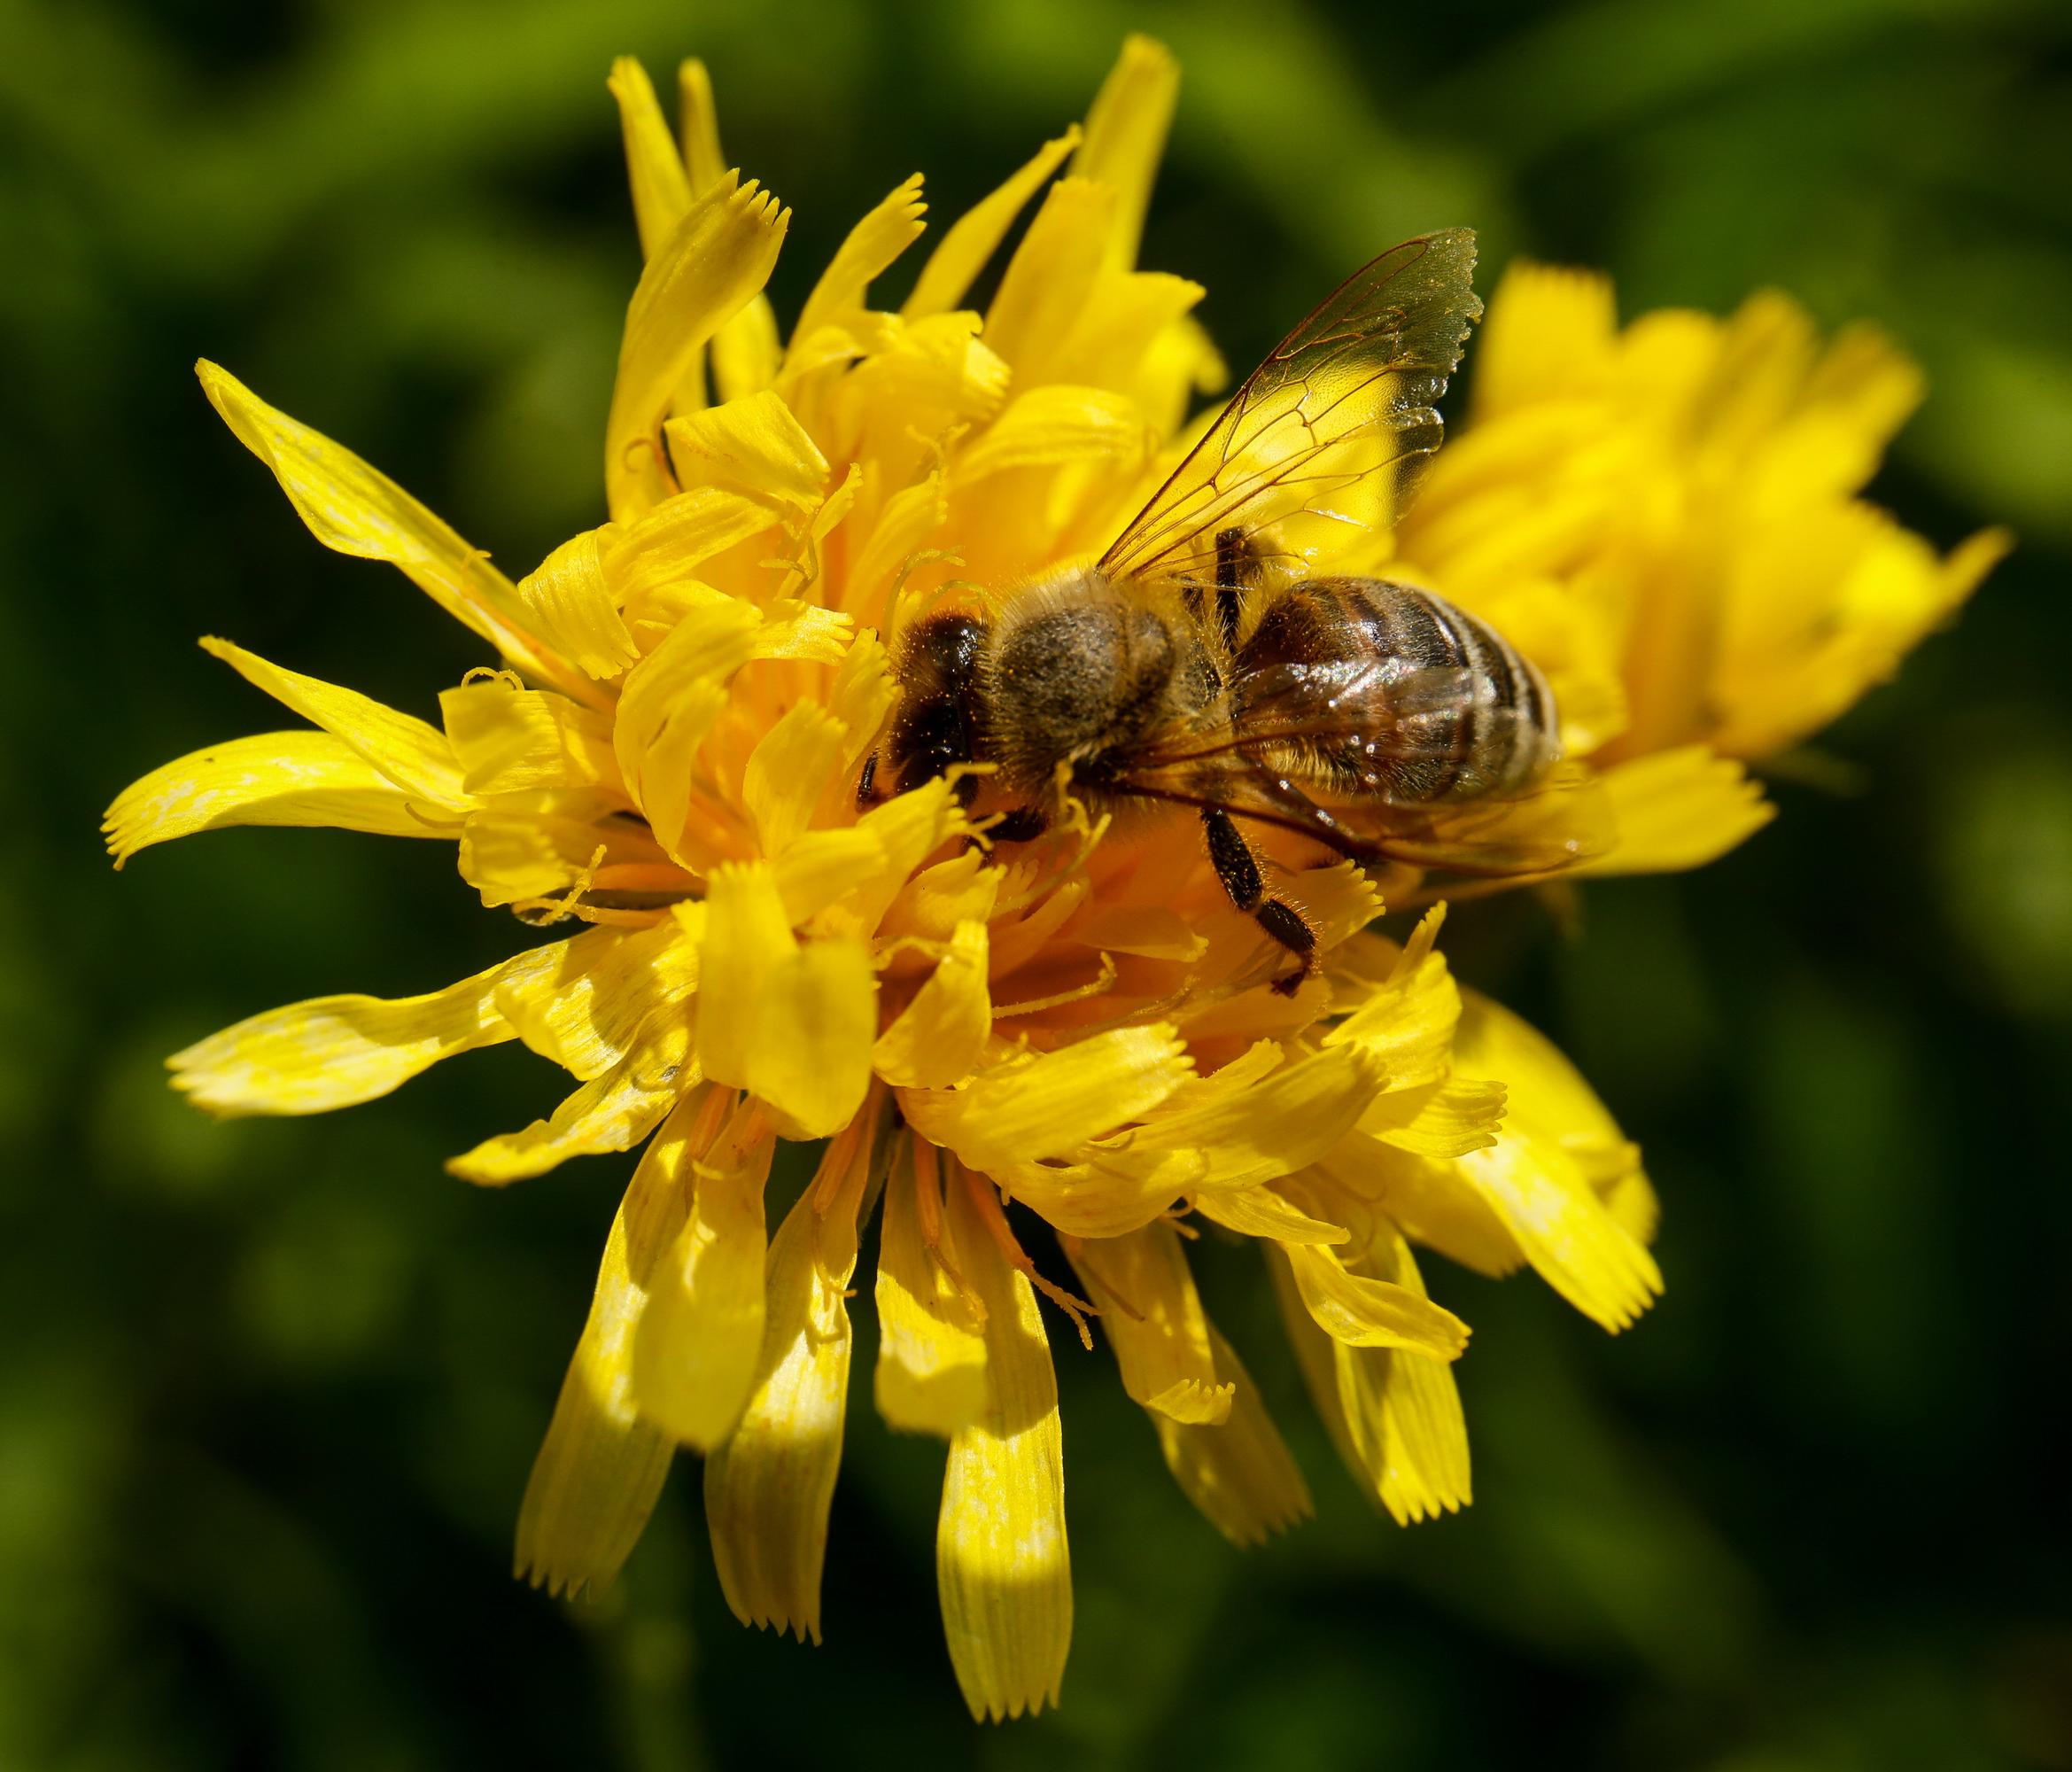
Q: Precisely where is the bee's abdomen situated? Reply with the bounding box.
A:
[1239,576,1558,803]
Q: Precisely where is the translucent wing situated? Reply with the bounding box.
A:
[1099,230,1483,590]
[1114,756,1610,881]
[1142,660,1548,800]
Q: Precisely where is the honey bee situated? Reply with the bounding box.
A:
[861,229,1603,992]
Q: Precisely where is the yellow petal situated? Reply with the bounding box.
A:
[1359,1076,1507,1159]
[1072,34,1177,270]
[936,1165,1071,1722]
[513,530,640,680]
[168,938,571,1116]
[1270,1240,1471,1526]
[704,1114,877,1642]
[1471,261,1618,421]
[198,637,469,811]
[1103,1040,1388,1193]
[1152,1323,1313,1547]
[513,1093,704,1598]
[1581,746,1775,875]
[951,385,1147,484]
[695,860,795,1091]
[904,127,1081,318]
[673,58,784,402]
[899,1024,1192,1171]
[612,589,764,860]
[743,703,849,855]
[454,799,669,910]
[788,175,928,367]
[873,920,993,1089]
[446,1013,695,1185]
[1324,1137,1525,1279]
[1279,1240,1471,1359]
[1191,1185,1349,1246]
[438,679,619,795]
[664,389,829,509]
[105,732,443,866]
[492,919,700,1083]
[632,1094,776,1449]
[608,488,781,613]
[609,58,693,260]
[1450,991,1663,1331]
[983,177,1114,383]
[195,361,591,703]
[1064,1222,1229,1424]
[1323,907,1460,1090]
[746,937,879,1139]
[873,1139,988,1436]
[605,173,788,521]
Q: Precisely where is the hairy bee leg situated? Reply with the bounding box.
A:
[857,750,882,809]
[1201,805,1316,994]
[1214,526,1247,652]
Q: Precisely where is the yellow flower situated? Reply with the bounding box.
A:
[101,39,1991,1721]
[1394,260,2010,804]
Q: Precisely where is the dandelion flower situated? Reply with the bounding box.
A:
[104,38,1994,1720]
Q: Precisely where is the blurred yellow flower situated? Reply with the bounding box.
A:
[1398,260,2010,774]
[102,38,1995,1721]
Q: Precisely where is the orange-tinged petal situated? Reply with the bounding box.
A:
[936,1166,1071,1722]
[632,1094,776,1449]
[105,731,444,865]
[704,1114,877,1642]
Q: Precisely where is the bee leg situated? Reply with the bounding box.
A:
[1201,806,1316,995]
[988,806,1050,843]
[1214,527,1251,653]
[856,750,881,809]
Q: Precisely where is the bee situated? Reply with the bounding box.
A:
[861,229,1603,992]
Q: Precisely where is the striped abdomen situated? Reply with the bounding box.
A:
[1235,576,1559,804]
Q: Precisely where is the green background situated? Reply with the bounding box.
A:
[4,0,2068,1766]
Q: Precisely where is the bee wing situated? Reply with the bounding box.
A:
[1144,660,1542,798]
[1098,230,1482,590]
[1335,764,1614,878]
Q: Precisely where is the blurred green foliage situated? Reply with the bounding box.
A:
[4,0,2068,1767]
